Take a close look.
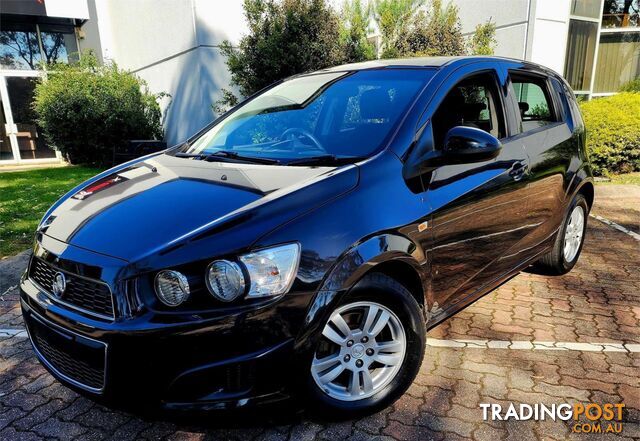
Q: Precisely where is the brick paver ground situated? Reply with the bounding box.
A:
[1,186,638,440]
[592,185,640,235]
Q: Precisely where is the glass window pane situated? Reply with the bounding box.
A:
[602,0,639,28]
[6,77,56,159]
[38,24,79,65]
[511,74,556,132]
[431,73,505,147]
[0,98,14,160]
[564,19,598,91]
[571,0,603,18]
[188,69,434,160]
[594,32,640,93]
[0,22,42,70]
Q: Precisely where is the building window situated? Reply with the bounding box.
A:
[571,0,603,19]
[602,0,639,28]
[564,19,599,91]
[0,22,42,70]
[39,24,79,65]
[594,32,640,92]
[0,20,78,71]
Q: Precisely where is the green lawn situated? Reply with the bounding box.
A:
[0,166,102,258]
[597,172,640,185]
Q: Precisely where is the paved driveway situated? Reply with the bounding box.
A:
[1,186,638,441]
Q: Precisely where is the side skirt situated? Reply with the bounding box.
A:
[425,244,553,331]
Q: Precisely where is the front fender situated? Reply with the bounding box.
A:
[295,233,427,351]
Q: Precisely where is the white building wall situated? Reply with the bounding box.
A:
[453,0,531,59]
[454,0,572,74]
[79,0,247,144]
[527,0,571,74]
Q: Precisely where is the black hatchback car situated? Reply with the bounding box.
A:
[21,56,593,415]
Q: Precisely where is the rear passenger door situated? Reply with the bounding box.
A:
[506,69,574,258]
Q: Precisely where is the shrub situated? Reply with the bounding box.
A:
[33,54,163,166]
[580,93,640,176]
[619,77,640,92]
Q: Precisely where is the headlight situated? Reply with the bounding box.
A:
[239,243,300,298]
[206,260,245,302]
[154,270,190,306]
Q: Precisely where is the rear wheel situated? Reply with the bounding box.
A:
[537,193,589,274]
[306,273,425,417]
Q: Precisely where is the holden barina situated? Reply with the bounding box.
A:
[21,56,593,415]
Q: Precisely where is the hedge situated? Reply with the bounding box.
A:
[619,78,640,92]
[580,92,640,176]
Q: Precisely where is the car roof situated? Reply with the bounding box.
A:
[318,55,550,74]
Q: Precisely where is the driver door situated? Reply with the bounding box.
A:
[425,70,531,313]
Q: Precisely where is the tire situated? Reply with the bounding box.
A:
[305,272,425,418]
[537,193,589,275]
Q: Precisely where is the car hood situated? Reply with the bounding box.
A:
[41,154,357,262]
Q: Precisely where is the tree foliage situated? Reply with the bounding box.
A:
[372,0,422,58]
[217,0,495,109]
[340,0,377,63]
[217,0,344,111]
[391,0,466,57]
[33,54,163,166]
[469,20,497,55]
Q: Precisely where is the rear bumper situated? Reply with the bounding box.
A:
[20,276,307,410]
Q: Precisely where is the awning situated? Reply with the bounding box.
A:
[1,0,89,20]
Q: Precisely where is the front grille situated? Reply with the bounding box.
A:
[27,315,106,391]
[29,258,114,319]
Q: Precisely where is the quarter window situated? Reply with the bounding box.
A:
[510,73,557,132]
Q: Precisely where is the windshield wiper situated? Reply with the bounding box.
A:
[204,151,281,165]
[174,152,203,158]
[286,155,363,166]
[173,151,280,165]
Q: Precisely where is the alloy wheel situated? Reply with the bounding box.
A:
[311,301,406,401]
[563,205,585,262]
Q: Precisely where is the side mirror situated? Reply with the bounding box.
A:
[442,126,502,164]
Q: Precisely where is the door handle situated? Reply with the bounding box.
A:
[509,161,528,181]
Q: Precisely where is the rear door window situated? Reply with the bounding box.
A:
[509,72,558,132]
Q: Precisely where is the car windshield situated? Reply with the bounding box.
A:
[180,69,434,163]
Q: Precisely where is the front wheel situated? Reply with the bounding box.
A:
[305,273,425,417]
[537,193,589,274]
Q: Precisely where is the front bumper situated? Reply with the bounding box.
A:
[20,275,310,410]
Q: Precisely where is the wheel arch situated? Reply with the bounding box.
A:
[577,180,594,210]
[295,233,428,351]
